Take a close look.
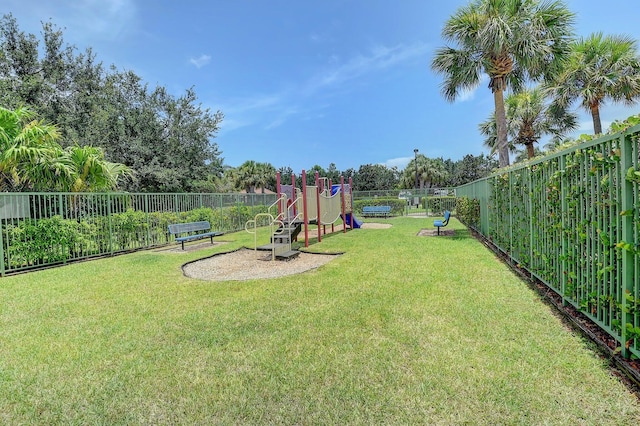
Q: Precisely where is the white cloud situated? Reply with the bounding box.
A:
[213,94,288,133]
[226,94,283,113]
[219,42,431,134]
[218,118,249,134]
[5,0,137,41]
[70,0,137,40]
[382,156,413,170]
[456,75,488,103]
[304,42,430,95]
[190,54,212,68]
[457,87,479,102]
[265,108,299,130]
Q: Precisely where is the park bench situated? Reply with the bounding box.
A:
[168,221,222,250]
[433,210,451,235]
[361,205,391,217]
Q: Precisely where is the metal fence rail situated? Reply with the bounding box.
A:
[0,192,277,276]
[457,124,640,359]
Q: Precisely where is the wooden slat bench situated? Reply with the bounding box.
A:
[168,221,222,250]
[361,205,391,217]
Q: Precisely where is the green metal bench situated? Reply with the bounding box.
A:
[433,210,451,235]
[168,221,222,250]
[361,206,391,217]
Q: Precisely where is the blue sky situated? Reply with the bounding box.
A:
[6,1,640,173]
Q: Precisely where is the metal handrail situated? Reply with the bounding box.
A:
[245,212,277,260]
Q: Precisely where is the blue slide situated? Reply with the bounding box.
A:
[343,213,363,229]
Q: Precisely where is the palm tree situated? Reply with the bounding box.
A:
[549,32,640,135]
[431,0,575,167]
[0,106,130,192]
[543,137,573,152]
[480,87,578,159]
[402,155,448,189]
[0,106,65,191]
[418,157,448,189]
[514,146,544,163]
[255,162,276,193]
[479,111,518,157]
[62,145,131,192]
[236,160,259,193]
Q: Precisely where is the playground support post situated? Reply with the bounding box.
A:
[315,171,322,243]
[341,176,346,233]
[302,169,309,248]
[349,177,354,229]
[329,178,334,233]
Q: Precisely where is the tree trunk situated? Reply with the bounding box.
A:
[590,101,602,135]
[526,142,535,159]
[494,89,510,167]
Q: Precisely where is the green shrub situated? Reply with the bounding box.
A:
[426,196,456,216]
[225,205,262,230]
[1,202,276,272]
[6,216,82,267]
[148,211,180,245]
[182,207,215,223]
[111,209,149,250]
[456,197,480,228]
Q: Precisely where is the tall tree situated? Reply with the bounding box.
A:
[480,87,578,159]
[325,163,341,183]
[431,0,575,167]
[401,155,448,189]
[0,106,63,191]
[255,162,276,193]
[235,160,260,193]
[0,14,224,192]
[549,32,640,135]
[0,106,129,192]
[353,164,399,191]
[448,154,498,186]
[62,145,131,192]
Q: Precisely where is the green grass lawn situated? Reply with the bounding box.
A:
[1,216,640,424]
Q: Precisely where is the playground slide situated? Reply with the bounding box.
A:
[343,213,363,229]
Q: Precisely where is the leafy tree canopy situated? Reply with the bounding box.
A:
[0,14,223,193]
[0,106,130,192]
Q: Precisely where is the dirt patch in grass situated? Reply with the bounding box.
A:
[361,222,392,229]
[417,229,455,236]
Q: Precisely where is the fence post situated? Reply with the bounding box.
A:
[560,155,568,307]
[0,217,5,277]
[528,170,534,270]
[108,193,114,255]
[509,171,514,257]
[145,194,151,246]
[620,133,635,358]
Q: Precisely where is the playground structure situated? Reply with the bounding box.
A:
[245,170,362,260]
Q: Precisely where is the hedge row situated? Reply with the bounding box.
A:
[3,205,268,269]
